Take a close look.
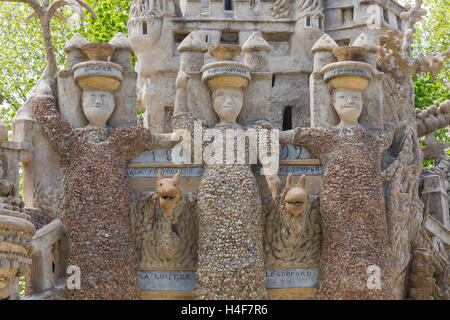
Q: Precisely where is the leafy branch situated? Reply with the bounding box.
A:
[0,0,97,79]
[377,0,450,78]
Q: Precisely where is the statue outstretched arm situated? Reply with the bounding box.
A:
[112,126,153,162]
[112,127,181,161]
[32,95,76,164]
[280,127,337,159]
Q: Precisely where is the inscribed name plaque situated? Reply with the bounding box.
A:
[129,144,317,166]
[265,268,318,289]
[139,270,196,292]
[128,167,204,177]
[254,165,323,176]
[278,165,323,176]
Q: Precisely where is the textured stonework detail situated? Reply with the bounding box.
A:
[0,162,23,212]
[197,162,266,300]
[293,126,395,299]
[196,122,272,300]
[33,96,151,299]
[296,0,324,17]
[0,142,35,300]
[376,1,450,299]
[264,175,321,266]
[408,248,449,300]
[131,172,198,269]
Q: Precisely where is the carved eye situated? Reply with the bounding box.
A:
[159,183,163,186]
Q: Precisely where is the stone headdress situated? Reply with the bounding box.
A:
[201,44,251,90]
[322,46,373,91]
[73,43,123,92]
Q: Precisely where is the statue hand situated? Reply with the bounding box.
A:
[267,174,282,200]
[152,132,183,149]
[252,119,274,130]
[171,130,185,142]
[279,129,295,145]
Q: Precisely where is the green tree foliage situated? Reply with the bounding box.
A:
[0,0,130,130]
[0,2,69,129]
[411,0,449,147]
[71,0,130,43]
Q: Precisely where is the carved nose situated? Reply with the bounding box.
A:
[95,96,102,105]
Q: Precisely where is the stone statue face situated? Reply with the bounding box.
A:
[332,89,363,125]
[82,91,115,127]
[212,87,244,123]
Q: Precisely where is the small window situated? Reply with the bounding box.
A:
[164,106,174,133]
[306,16,311,27]
[205,34,209,43]
[220,31,239,44]
[342,7,354,24]
[224,0,233,11]
[142,21,148,35]
[383,8,390,23]
[173,33,190,56]
[282,106,293,131]
[51,246,55,274]
[272,74,276,87]
[174,33,189,43]
[318,17,323,29]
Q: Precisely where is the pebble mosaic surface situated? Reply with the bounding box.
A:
[294,126,394,299]
[197,164,267,299]
[34,96,151,299]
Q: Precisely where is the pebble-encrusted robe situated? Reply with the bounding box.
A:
[293,125,394,300]
[196,121,267,300]
[33,96,151,299]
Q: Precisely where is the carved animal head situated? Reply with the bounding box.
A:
[156,170,182,214]
[282,174,308,217]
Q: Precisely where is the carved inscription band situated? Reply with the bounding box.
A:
[139,268,319,292]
